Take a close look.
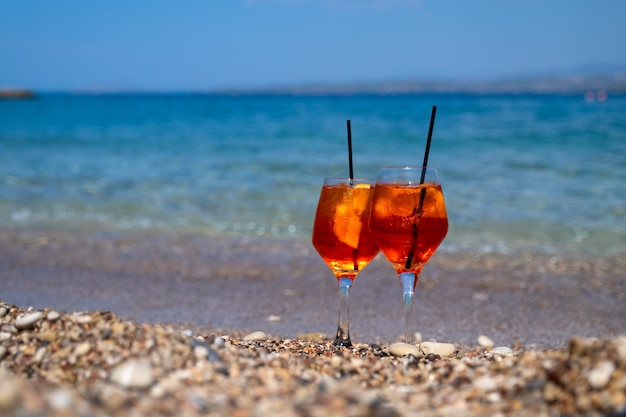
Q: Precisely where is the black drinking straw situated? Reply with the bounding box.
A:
[420,105,437,184]
[405,105,438,269]
[346,120,354,181]
[346,119,359,270]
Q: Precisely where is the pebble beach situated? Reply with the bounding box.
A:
[1,302,626,417]
[1,231,626,416]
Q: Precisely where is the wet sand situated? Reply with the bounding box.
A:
[2,230,626,416]
[1,230,624,349]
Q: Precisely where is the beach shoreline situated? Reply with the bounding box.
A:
[1,229,625,415]
[1,229,624,349]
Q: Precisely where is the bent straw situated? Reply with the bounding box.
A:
[405,105,438,269]
[346,120,354,181]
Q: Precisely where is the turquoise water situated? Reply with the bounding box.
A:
[1,93,625,255]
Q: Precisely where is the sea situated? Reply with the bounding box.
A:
[1,93,625,257]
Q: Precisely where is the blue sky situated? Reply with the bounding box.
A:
[1,0,625,91]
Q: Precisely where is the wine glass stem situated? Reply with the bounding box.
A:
[334,277,353,347]
[400,272,415,344]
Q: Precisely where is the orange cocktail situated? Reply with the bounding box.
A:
[369,167,448,343]
[369,182,448,274]
[312,181,379,279]
[312,178,379,346]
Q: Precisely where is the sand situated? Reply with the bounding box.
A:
[1,230,624,348]
[1,230,626,416]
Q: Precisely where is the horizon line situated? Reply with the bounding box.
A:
[3,71,626,96]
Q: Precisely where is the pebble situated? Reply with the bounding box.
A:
[193,343,210,360]
[243,331,269,341]
[478,335,495,348]
[330,356,343,368]
[0,373,18,409]
[474,375,499,392]
[0,307,7,318]
[74,342,92,357]
[213,336,226,347]
[48,389,73,410]
[419,341,456,357]
[486,391,501,403]
[0,346,7,360]
[46,311,61,321]
[267,315,281,322]
[388,342,422,358]
[98,383,128,410]
[491,346,514,356]
[587,360,615,389]
[191,340,224,363]
[110,359,154,388]
[15,311,43,330]
[39,331,58,343]
[33,347,47,364]
[74,314,93,324]
[1,324,17,334]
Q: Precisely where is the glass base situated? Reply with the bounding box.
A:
[333,333,353,347]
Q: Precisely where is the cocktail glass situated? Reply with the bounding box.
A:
[369,167,448,344]
[311,178,380,347]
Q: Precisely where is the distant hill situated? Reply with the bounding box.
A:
[0,89,36,99]
[216,72,626,96]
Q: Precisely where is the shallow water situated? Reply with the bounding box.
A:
[1,93,625,255]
